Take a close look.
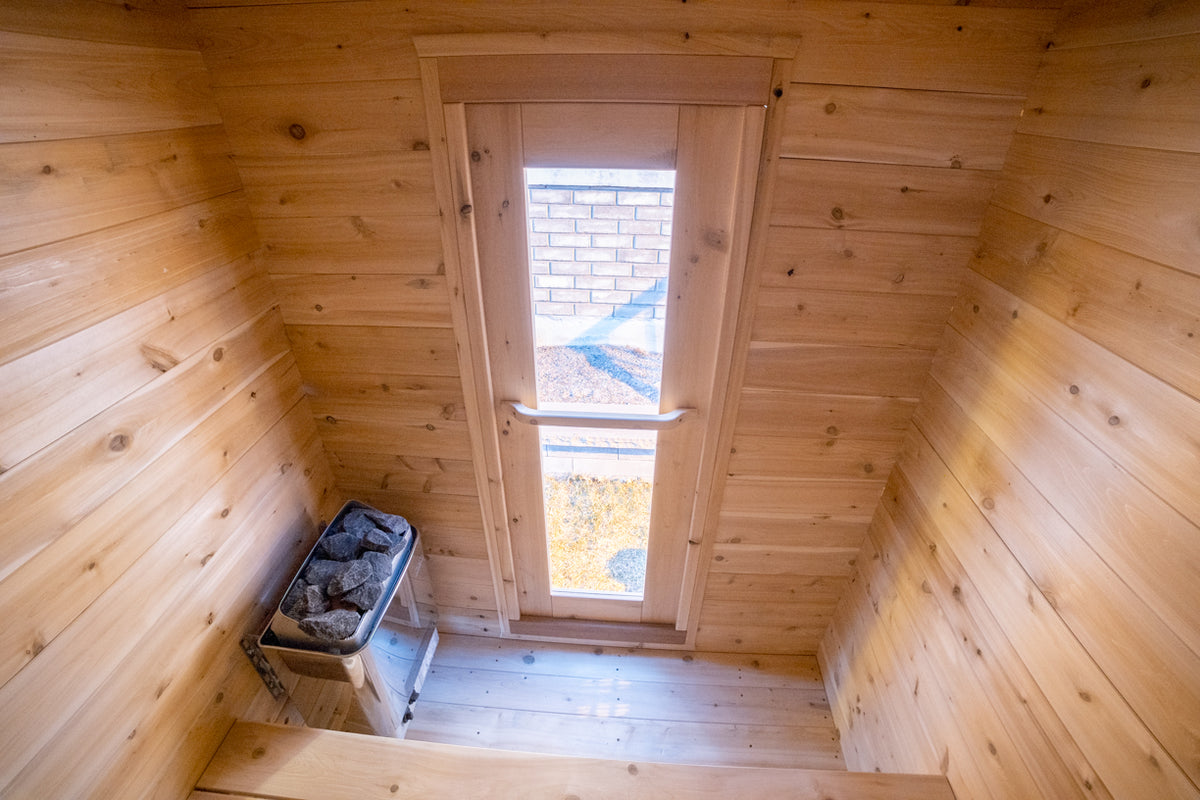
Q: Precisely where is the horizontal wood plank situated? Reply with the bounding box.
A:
[727,433,898,481]
[0,125,240,256]
[436,54,773,104]
[0,194,259,366]
[734,388,918,440]
[0,0,197,48]
[782,84,1022,169]
[720,477,885,518]
[788,3,1057,94]
[970,205,1200,401]
[0,30,220,144]
[752,287,952,349]
[951,270,1200,526]
[742,342,934,397]
[214,79,428,157]
[286,325,460,377]
[1019,33,1200,152]
[235,152,436,219]
[198,721,955,800]
[930,327,1200,659]
[0,258,272,470]
[990,133,1200,275]
[0,310,291,580]
[258,214,443,275]
[272,273,452,328]
[771,159,998,236]
[759,227,973,296]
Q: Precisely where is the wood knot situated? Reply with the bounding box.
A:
[470,151,481,162]
[251,747,266,759]
[826,426,839,436]
[460,204,473,218]
[1069,384,1080,395]
[41,164,53,175]
[212,347,224,362]
[831,206,844,221]
[773,86,783,98]
[288,123,307,140]
[1140,76,1153,89]
[109,433,130,452]
[1107,415,1121,426]
[982,497,995,510]
[824,102,837,114]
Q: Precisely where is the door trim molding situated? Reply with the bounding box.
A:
[419,39,796,644]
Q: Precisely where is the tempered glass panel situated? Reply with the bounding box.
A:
[540,426,656,595]
[526,167,675,596]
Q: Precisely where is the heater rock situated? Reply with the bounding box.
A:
[303,584,330,615]
[319,531,360,562]
[304,558,342,588]
[298,609,361,642]
[281,579,308,617]
[361,550,393,583]
[343,579,384,612]
[342,510,379,538]
[362,525,402,556]
[366,509,411,536]
[327,558,372,597]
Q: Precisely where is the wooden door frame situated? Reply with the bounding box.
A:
[418,35,795,645]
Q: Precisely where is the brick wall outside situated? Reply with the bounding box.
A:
[528,185,673,320]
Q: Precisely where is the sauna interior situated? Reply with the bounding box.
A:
[2,0,1198,797]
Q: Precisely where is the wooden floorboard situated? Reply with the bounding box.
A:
[380,630,843,770]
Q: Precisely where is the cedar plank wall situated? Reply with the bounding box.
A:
[0,1,339,798]
[819,1,1200,798]
[187,0,1060,650]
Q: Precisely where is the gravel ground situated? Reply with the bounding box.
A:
[535,345,662,405]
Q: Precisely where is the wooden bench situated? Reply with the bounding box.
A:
[194,721,956,799]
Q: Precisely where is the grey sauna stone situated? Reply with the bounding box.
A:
[303,558,342,588]
[362,526,402,556]
[281,578,308,617]
[319,531,360,561]
[298,609,361,642]
[365,509,411,536]
[327,558,372,597]
[303,584,330,615]
[343,579,384,612]
[342,510,380,538]
[361,550,393,583]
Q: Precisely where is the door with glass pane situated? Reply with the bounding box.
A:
[463,101,762,627]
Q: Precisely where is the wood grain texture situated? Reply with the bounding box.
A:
[970,205,1200,400]
[213,79,429,157]
[0,6,332,796]
[188,0,1055,656]
[824,9,1200,795]
[0,194,259,366]
[1019,32,1200,152]
[0,124,240,256]
[0,30,220,143]
[990,133,1200,274]
[760,227,974,296]
[783,84,1023,169]
[771,158,998,236]
[199,721,956,800]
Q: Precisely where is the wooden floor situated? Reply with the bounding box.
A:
[371,625,844,770]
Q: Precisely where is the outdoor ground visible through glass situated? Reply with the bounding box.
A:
[526,167,674,596]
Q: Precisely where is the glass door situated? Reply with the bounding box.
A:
[460,101,764,629]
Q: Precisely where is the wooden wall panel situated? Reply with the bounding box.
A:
[0,3,338,798]
[187,0,1059,655]
[822,2,1200,797]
